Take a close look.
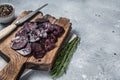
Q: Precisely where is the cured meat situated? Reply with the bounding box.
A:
[15,28,27,37]
[39,28,48,38]
[42,22,53,31]
[48,33,57,43]
[36,18,49,28]
[29,29,40,42]
[10,17,65,58]
[35,18,49,24]
[52,25,65,37]
[57,27,65,35]
[10,35,28,50]
[17,43,31,56]
[24,22,38,32]
[31,43,46,58]
[44,39,55,51]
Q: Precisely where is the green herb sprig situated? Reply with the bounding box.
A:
[50,35,80,78]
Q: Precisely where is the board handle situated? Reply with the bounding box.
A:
[0,24,16,40]
[0,55,26,80]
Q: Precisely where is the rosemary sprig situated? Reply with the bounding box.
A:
[50,34,80,78]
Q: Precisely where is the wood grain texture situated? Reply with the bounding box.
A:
[0,11,71,80]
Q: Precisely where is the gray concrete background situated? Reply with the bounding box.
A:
[0,0,120,80]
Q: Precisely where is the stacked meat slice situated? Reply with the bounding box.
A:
[10,18,65,58]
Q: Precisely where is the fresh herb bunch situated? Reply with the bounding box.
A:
[50,35,80,78]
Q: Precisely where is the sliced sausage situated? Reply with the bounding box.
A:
[31,43,46,58]
[10,17,65,58]
[44,39,55,51]
[15,28,27,37]
[17,43,31,56]
[24,22,38,32]
[39,28,47,38]
[35,18,49,24]
[10,35,28,50]
[29,29,40,42]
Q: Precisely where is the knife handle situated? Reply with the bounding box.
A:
[0,24,16,40]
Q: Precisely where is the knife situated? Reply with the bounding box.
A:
[0,3,48,40]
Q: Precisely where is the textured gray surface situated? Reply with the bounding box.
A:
[0,0,120,80]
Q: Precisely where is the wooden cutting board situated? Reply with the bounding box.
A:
[0,11,71,80]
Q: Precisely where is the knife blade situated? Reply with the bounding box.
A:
[0,3,48,40]
[16,3,48,25]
